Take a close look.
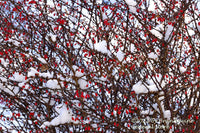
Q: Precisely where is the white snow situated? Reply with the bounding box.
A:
[190,97,194,107]
[39,72,53,78]
[27,67,39,77]
[146,74,162,85]
[0,83,19,96]
[152,101,171,120]
[72,65,85,77]
[28,67,53,78]
[110,0,116,3]
[165,25,173,41]
[197,23,200,32]
[41,104,78,128]
[102,13,108,20]
[148,0,165,12]
[50,34,57,42]
[125,0,137,13]
[71,66,88,89]
[96,0,102,4]
[148,0,155,11]
[47,0,55,8]
[150,23,164,39]
[179,66,186,73]
[0,58,8,66]
[75,70,84,77]
[148,52,158,60]
[18,82,29,89]
[46,79,60,89]
[116,50,125,62]
[0,77,7,82]
[150,29,163,39]
[38,57,47,64]
[110,39,118,51]
[40,94,56,105]
[130,44,135,52]
[151,103,159,113]
[9,39,21,46]
[94,40,110,55]
[13,87,20,94]
[72,65,78,71]
[188,29,195,36]
[132,74,163,94]
[9,72,26,82]
[50,105,72,125]
[164,110,171,120]
[99,76,107,81]
[132,81,148,94]
[141,109,154,115]
[78,78,88,89]
[158,96,165,101]
[148,84,159,92]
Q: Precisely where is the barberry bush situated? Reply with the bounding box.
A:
[0,0,199,132]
